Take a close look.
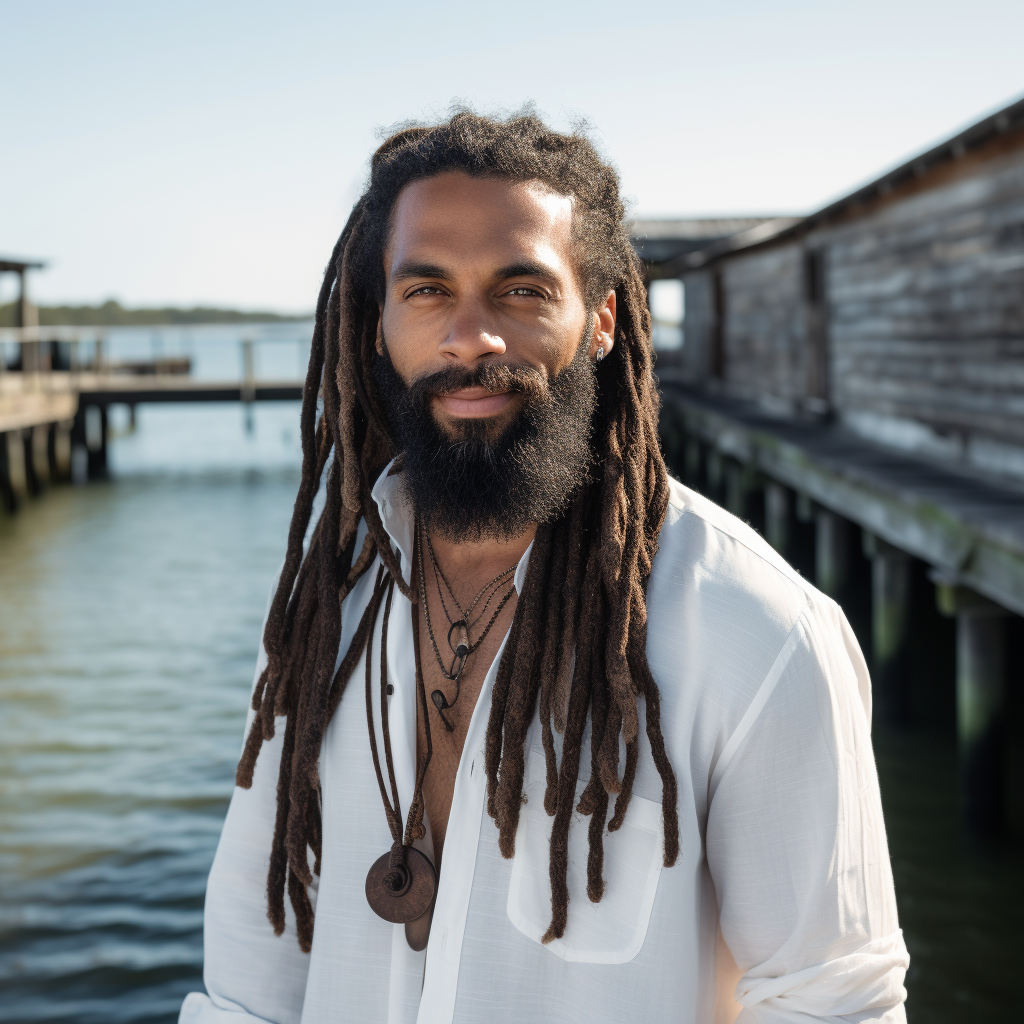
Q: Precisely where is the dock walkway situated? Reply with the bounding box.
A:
[662,379,1024,617]
[0,367,304,509]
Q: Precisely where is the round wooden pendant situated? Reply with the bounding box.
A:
[365,847,437,924]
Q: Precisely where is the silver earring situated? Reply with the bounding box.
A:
[595,346,605,363]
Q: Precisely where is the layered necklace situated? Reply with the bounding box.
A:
[362,524,519,949]
[417,522,519,732]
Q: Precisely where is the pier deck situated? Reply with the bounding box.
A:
[0,371,304,431]
[0,368,305,508]
[661,380,1024,617]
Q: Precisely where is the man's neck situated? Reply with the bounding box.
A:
[425,523,537,595]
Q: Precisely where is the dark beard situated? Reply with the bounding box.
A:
[372,334,598,542]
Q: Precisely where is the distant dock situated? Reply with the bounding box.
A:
[0,323,304,509]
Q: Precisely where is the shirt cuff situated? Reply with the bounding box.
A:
[735,931,909,1021]
[179,992,279,1024]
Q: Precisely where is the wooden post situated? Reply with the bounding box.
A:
[724,460,750,519]
[684,437,702,489]
[1,432,20,511]
[31,424,49,489]
[14,268,39,332]
[5,430,28,507]
[241,337,255,434]
[79,403,109,480]
[936,583,1008,835]
[765,482,790,555]
[795,491,813,524]
[864,533,912,727]
[90,405,109,479]
[815,508,848,597]
[22,430,40,495]
[47,423,58,481]
[71,404,88,484]
[706,448,723,501]
[52,420,73,480]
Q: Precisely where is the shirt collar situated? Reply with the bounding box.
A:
[370,460,416,581]
[370,460,534,594]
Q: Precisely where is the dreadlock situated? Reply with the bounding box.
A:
[235,109,679,952]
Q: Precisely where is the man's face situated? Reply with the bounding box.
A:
[373,171,616,541]
[379,171,615,437]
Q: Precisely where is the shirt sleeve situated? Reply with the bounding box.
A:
[705,597,909,1024]
[179,574,312,1024]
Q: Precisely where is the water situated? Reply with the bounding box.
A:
[875,730,1023,1020]
[0,474,297,1023]
[1,327,303,1022]
[0,328,1021,1021]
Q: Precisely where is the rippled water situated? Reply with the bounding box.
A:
[0,332,1021,1021]
[1,328,303,1023]
[0,471,297,1023]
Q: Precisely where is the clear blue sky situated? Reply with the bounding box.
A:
[2,0,1022,312]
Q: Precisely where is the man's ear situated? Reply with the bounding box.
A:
[589,290,616,362]
[375,309,385,356]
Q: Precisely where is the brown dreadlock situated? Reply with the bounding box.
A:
[235,109,679,952]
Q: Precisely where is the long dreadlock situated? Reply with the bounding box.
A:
[235,109,679,952]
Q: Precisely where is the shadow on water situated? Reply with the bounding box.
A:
[0,471,298,1023]
[874,727,1024,1022]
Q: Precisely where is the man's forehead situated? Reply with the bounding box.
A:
[385,172,574,273]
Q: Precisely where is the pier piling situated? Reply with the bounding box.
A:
[764,481,790,556]
[684,436,702,490]
[724,459,749,519]
[706,447,723,502]
[865,533,912,728]
[4,431,28,509]
[936,583,1009,835]
[815,508,849,598]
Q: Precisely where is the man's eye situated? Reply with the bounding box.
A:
[505,287,543,298]
[409,285,445,297]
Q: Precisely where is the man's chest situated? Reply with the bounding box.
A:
[414,578,519,871]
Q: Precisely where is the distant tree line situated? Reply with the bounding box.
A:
[0,299,311,327]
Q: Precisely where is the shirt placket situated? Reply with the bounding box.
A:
[414,549,531,1024]
[414,634,502,1024]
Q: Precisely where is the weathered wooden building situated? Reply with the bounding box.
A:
[645,96,1024,836]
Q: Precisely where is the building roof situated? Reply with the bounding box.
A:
[628,217,791,269]
[668,93,1024,273]
[0,257,46,273]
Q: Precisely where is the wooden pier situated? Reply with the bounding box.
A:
[640,95,1024,837]
[0,317,303,510]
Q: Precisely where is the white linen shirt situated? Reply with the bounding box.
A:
[180,469,908,1024]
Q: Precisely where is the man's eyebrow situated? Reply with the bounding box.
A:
[391,259,453,282]
[495,260,559,282]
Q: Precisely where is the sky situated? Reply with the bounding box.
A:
[1,0,1022,313]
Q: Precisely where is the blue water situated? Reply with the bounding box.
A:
[0,325,1021,1022]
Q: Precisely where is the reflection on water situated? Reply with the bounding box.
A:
[0,371,1020,1021]
[875,730,1023,1021]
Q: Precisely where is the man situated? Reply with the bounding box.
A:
[180,111,908,1024]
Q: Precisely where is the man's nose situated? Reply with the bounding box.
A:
[439,299,506,364]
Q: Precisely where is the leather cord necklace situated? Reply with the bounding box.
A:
[363,561,437,951]
[418,521,518,731]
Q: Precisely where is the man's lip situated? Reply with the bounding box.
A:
[435,387,514,419]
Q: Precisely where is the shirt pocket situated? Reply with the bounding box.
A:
[506,746,664,964]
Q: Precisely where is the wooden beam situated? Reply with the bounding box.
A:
[663,383,1024,617]
[0,390,78,432]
